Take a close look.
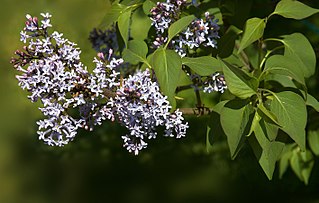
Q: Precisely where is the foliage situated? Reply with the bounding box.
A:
[11,0,319,184]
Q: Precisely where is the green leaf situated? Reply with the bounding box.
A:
[142,0,156,15]
[167,15,196,43]
[220,59,258,99]
[252,121,285,180]
[279,144,295,179]
[220,99,253,159]
[122,40,149,65]
[118,8,132,47]
[130,7,152,40]
[306,93,319,112]
[270,91,307,150]
[290,149,314,185]
[280,33,316,77]
[182,56,222,76]
[264,55,305,86]
[237,17,265,53]
[152,48,182,108]
[308,130,319,156]
[99,1,126,29]
[257,103,280,127]
[271,0,319,20]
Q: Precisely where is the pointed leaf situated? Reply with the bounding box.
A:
[182,56,222,76]
[122,40,149,65]
[220,99,253,159]
[264,55,305,86]
[279,144,295,179]
[257,102,280,127]
[221,59,258,99]
[118,8,132,47]
[99,1,126,29]
[308,130,319,156]
[168,15,196,42]
[130,7,152,40]
[238,17,265,53]
[290,149,314,185]
[253,121,285,180]
[280,33,316,77]
[142,0,156,15]
[306,93,319,112]
[270,91,307,150]
[272,0,319,20]
[152,48,182,108]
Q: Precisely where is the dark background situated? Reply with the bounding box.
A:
[1,0,319,202]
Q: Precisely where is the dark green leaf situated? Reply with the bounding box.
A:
[152,48,182,109]
[218,25,242,58]
[238,17,265,53]
[280,33,316,77]
[220,99,253,159]
[271,0,319,20]
[290,149,314,185]
[118,8,132,47]
[257,103,280,127]
[220,59,258,99]
[279,144,295,179]
[308,130,319,156]
[253,121,285,180]
[264,55,305,86]
[182,56,222,76]
[270,91,307,150]
[122,40,149,65]
[168,15,196,42]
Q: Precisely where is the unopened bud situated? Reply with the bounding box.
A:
[97,52,104,60]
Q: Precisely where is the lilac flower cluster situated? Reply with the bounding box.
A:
[150,0,187,35]
[88,24,119,55]
[110,69,188,155]
[11,13,188,155]
[150,1,220,57]
[173,12,220,57]
[188,72,227,93]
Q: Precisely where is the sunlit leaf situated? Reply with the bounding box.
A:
[280,33,316,78]
[182,56,222,76]
[270,91,307,150]
[152,48,182,109]
[220,59,258,99]
[237,17,265,53]
[264,55,305,86]
[122,40,149,65]
[271,0,319,20]
[168,15,196,42]
[118,8,132,47]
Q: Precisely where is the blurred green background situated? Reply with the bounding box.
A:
[1,0,319,203]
